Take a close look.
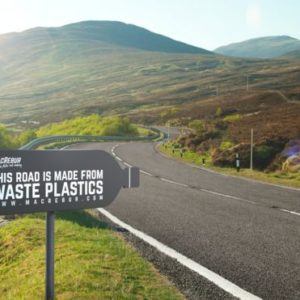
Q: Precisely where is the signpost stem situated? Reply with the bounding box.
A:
[46,211,55,300]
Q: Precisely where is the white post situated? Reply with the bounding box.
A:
[250,128,254,170]
[167,126,170,141]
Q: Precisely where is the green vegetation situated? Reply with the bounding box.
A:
[223,114,241,122]
[253,145,277,169]
[161,142,212,165]
[188,120,205,133]
[0,20,299,128]
[36,115,138,137]
[0,115,140,149]
[159,143,300,189]
[219,140,234,151]
[215,107,223,118]
[18,130,37,145]
[0,211,183,299]
[0,19,298,175]
[160,108,179,120]
[136,126,153,136]
[0,125,15,149]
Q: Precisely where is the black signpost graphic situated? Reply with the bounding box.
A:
[0,150,139,300]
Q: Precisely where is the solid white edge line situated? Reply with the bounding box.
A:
[160,177,188,188]
[97,208,262,300]
[200,189,257,205]
[280,209,300,216]
[140,170,153,176]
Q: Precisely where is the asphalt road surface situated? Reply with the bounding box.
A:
[67,140,300,300]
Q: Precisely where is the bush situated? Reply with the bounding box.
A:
[254,145,277,169]
[212,143,250,168]
[18,130,37,146]
[215,107,223,118]
[215,120,228,130]
[223,114,241,122]
[100,117,138,136]
[37,115,138,137]
[220,141,234,151]
[188,120,205,133]
[160,107,179,119]
[0,124,15,149]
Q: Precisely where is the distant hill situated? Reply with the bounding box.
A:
[215,36,300,58]
[280,49,300,60]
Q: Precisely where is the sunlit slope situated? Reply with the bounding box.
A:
[0,20,212,123]
[0,21,299,125]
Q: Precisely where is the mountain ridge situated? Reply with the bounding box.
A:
[215,35,300,59]
[0,20,212,55]
[0,21,299,127]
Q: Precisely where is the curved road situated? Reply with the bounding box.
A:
[67,141,300,300]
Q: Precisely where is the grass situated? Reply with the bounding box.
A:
[159,142,300,189]
[0,210,184,300]
[223,114,241,122]
[136,126,153,136]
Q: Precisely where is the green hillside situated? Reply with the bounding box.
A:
[215,35,300,58]
[0,21,299,131]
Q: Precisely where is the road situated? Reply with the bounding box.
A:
[67,140,300,300]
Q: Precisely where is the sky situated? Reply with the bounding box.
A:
[0,0,299,50]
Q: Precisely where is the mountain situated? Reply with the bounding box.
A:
[0,20,211,56]
[64,21,214,54]
[214,36,300,59]
[0,20,214,123]
[0,21,299,128]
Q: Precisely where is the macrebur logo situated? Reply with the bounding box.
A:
[0,157,22,169]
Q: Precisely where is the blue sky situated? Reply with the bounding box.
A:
[0,0,299,50]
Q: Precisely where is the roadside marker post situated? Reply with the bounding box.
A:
[250,128,254,170]
[0,150,139,300]
[235,153,240,172]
